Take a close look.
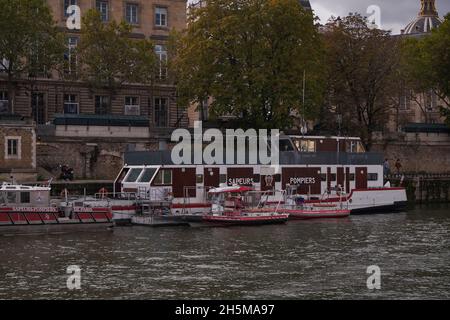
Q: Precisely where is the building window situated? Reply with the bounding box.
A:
[31,93,46,124]
[155,45,168,80]
[96,0,109,22]
[63,0,77,17]
[95,96,109,114]
[64,94,79,114]
[155,7,168,27]
[5,137,21,160]
[0,91,8,114]
[154,97,168,127]
[64,37,78,75]
[124,96,140,115]
[125,3,139,24]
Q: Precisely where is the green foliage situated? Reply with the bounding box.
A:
[401,14,450,125]
[171,0,324,129]
[0,0,64,110]
[77,10,157,97]
[321,14,401,150]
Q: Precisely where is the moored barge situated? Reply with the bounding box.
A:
[115,135,407,219]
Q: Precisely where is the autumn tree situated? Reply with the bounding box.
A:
[401,13,450,127]
[0,0,64,114]
[321,14,401,150]
[77,10,157,113]
[171,0,324,129]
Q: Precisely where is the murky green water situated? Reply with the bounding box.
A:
[0,205,449,300]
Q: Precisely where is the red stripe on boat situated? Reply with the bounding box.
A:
[171,203,212,209]
[25,213,43,224]
[39,212,58,223]
[92,212,108,222]
[0,213,12,225]
[9,212,27,224]
[75,212,94,222]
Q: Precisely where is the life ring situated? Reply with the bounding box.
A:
[98,187,108,199]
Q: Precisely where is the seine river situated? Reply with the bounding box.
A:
[0,205,449,300]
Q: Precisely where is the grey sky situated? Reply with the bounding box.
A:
[310,0,450,34]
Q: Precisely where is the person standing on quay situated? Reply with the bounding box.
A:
[383,159,391,177]
[395,159,402,175]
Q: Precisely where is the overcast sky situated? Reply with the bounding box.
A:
[187,0,450,35]
[310,0,450,34]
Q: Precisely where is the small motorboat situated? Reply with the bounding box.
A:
[0,182,113,235]
[281,188,350,220]
[283,207,350,219]
[202,186,289,227]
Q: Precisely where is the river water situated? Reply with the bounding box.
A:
[0,205,449,300]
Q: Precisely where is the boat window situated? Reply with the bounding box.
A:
[7,192,17,204]
[196,174,203,184]
[116,168,130,183]
[279,139,295,151]
[154,170,172,185]
[0,192,6,205]
[20,192,31,204]
[320,174,327,181]
[368,173,378,181]
[357,142,366,153]
[294,139,316,152]
[164,170,172,184]
[138,168,157,183]
[124,168,143,182]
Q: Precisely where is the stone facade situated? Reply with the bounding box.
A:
[372,130,450,174]
[0,118,37,182]
[0,0,189,181]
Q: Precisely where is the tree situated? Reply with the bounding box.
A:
[321,14,401,150]
[0,0,64,114]
[171,0,324,129]
[77,10,157,113]
[401,13,450,126]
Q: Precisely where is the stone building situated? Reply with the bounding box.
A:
[0,115,37,182]
[374,0,450,174]
[391,0,445,131]
[0,0,189,180]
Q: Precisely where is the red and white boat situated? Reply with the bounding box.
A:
[280,188,350,219]
[117,135,408,218]
[201,186,289,226]
[0,182,113,235]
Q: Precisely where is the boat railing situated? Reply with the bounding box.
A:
[93,192,138,201]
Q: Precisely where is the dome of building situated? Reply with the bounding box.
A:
[404,0,443,34]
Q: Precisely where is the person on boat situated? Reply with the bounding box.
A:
[383,159,390,177]
[395,159,402,175]
[234,194,244,209]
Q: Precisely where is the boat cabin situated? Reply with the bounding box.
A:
[0,183,51,207]
[115,136,384,210]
